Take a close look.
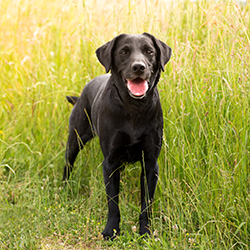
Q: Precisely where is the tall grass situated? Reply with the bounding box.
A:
[0,0,249,249]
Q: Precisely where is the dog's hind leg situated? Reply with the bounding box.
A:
[63,129,81,181]
[63,105,94,181]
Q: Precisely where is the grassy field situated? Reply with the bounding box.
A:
[0,0,250,249]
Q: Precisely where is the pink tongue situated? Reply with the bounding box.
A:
[127,78,148,96]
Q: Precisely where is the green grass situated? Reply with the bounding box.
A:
[0,0,249,249]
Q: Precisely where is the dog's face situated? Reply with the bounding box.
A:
[96,33,171,99]
[112,34,157,99]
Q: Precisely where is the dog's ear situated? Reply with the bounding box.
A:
[143,33,172,72]
[96,34,125,73]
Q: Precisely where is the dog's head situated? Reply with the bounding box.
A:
[96,33,171,99]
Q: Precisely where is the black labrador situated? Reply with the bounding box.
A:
[63,33,171,239]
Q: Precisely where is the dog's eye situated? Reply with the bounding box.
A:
[120,50,128,55]
[146,50,153,55]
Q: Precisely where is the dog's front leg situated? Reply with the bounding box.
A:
[139,161,159,236]
[102,158,121,240]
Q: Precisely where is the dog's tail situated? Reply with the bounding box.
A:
[66,96,79,105]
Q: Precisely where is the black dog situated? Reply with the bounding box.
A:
[63,33,171,239]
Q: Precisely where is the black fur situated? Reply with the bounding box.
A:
[63,33,171,240]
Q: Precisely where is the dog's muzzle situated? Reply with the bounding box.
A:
[125,77,149,99]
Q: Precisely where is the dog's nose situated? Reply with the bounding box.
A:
[131,62,146,74]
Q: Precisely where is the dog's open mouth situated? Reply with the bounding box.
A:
[126,78,149,99]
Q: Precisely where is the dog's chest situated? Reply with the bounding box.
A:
[120,133,143,163]
[116,122,150,163]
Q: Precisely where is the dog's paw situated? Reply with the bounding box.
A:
[102,227,120,241]
[139,225,151,237]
